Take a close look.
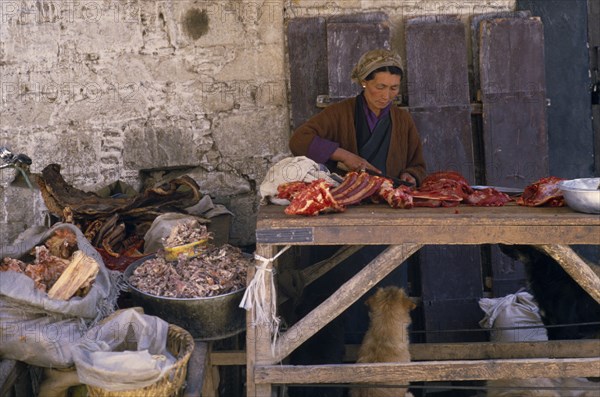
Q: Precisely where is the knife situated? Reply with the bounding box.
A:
[335,162,414,188]
[363,168,414,187]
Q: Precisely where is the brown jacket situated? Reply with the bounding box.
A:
[289,97,427,184]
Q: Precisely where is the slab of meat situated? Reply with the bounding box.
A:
[330,171,359,197]
[336,174,384,206]
[420,171,473,199]
[277,181,310,200]
[284,180,344,216]
[517,176,565,207]
[465,188,512,207]
[377,180,414,209]
[331,172,387,206]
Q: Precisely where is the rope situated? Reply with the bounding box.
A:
[239,245,291,354]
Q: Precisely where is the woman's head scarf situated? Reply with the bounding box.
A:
[351,48,403,85]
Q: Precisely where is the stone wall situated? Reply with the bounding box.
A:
[0,0,514,246]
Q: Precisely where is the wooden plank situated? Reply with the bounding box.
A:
[482,100,548,187]
[327,21,390,99]
[47,251,99,300]
[272,244,422,362]
[516,0,595,178]
[480,17,546,96]
[256,205,600,245]
[406,16,470,108]
[311,225,600,245]
[246,245,277,397]
[254,358,600,384]
[211,350,246,366]
[277,245,363,305]
[406,16,474,181]
[410,109,474,180]
[287,17,328,130]
[480,17,549,188]
[490,244,527,297]
[183,341,210,397]
[536,244,600,304]
[344,339,600,362]
[470,11,531,96]
[257,205,600,229]
[403,17,482,345]
[421,299,487,343]
[420,246,482,301]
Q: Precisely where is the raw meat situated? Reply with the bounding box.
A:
[285,180,344,216]
[277,181,310,200]
[517,176,565,207]
[465,188,512,207]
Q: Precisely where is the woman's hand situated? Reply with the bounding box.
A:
[332,148,381,173]
[400,172,416,186]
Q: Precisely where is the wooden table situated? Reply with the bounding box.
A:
[247,204,600,396]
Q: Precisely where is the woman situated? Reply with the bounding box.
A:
[285,49,425,397]
[289,48,426,186]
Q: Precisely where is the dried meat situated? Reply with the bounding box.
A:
[129,244,250,298]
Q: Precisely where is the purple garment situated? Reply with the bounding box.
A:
[306,135,339,164]
[362,94,392,133]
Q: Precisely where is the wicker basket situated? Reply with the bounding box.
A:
[86,324,195,397]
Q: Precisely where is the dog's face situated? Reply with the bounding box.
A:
[366,287,416,324]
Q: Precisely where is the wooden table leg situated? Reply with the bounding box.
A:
[537,244,600,304]
[246,244,277,397]
[273,243,422,363]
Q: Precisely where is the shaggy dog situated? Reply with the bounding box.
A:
[351,287,416,397]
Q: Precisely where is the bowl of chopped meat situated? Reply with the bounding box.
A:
[558,178,600,214]
[125,244,252,340]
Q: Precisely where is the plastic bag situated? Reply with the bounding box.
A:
[71,308,176,391]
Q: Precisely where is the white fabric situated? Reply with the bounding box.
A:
[259,156,340,205]
[479,291,547,342]
[480,292,600,396]
[71,308,176,391]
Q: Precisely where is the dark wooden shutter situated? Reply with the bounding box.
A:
[406,16,484,343]
[480,17,549,187]
[287,17,329,131]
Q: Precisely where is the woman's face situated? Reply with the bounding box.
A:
[362,71,401,116]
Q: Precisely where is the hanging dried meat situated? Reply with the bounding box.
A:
[128,244,250,298]
[36,163,205,269]
[517,176,566,207]
[37,164,202,221]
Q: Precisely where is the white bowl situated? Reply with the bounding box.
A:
[558,178,600,214]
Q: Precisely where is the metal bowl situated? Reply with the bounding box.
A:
[558,178,600,214]
[124,255,247,341]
